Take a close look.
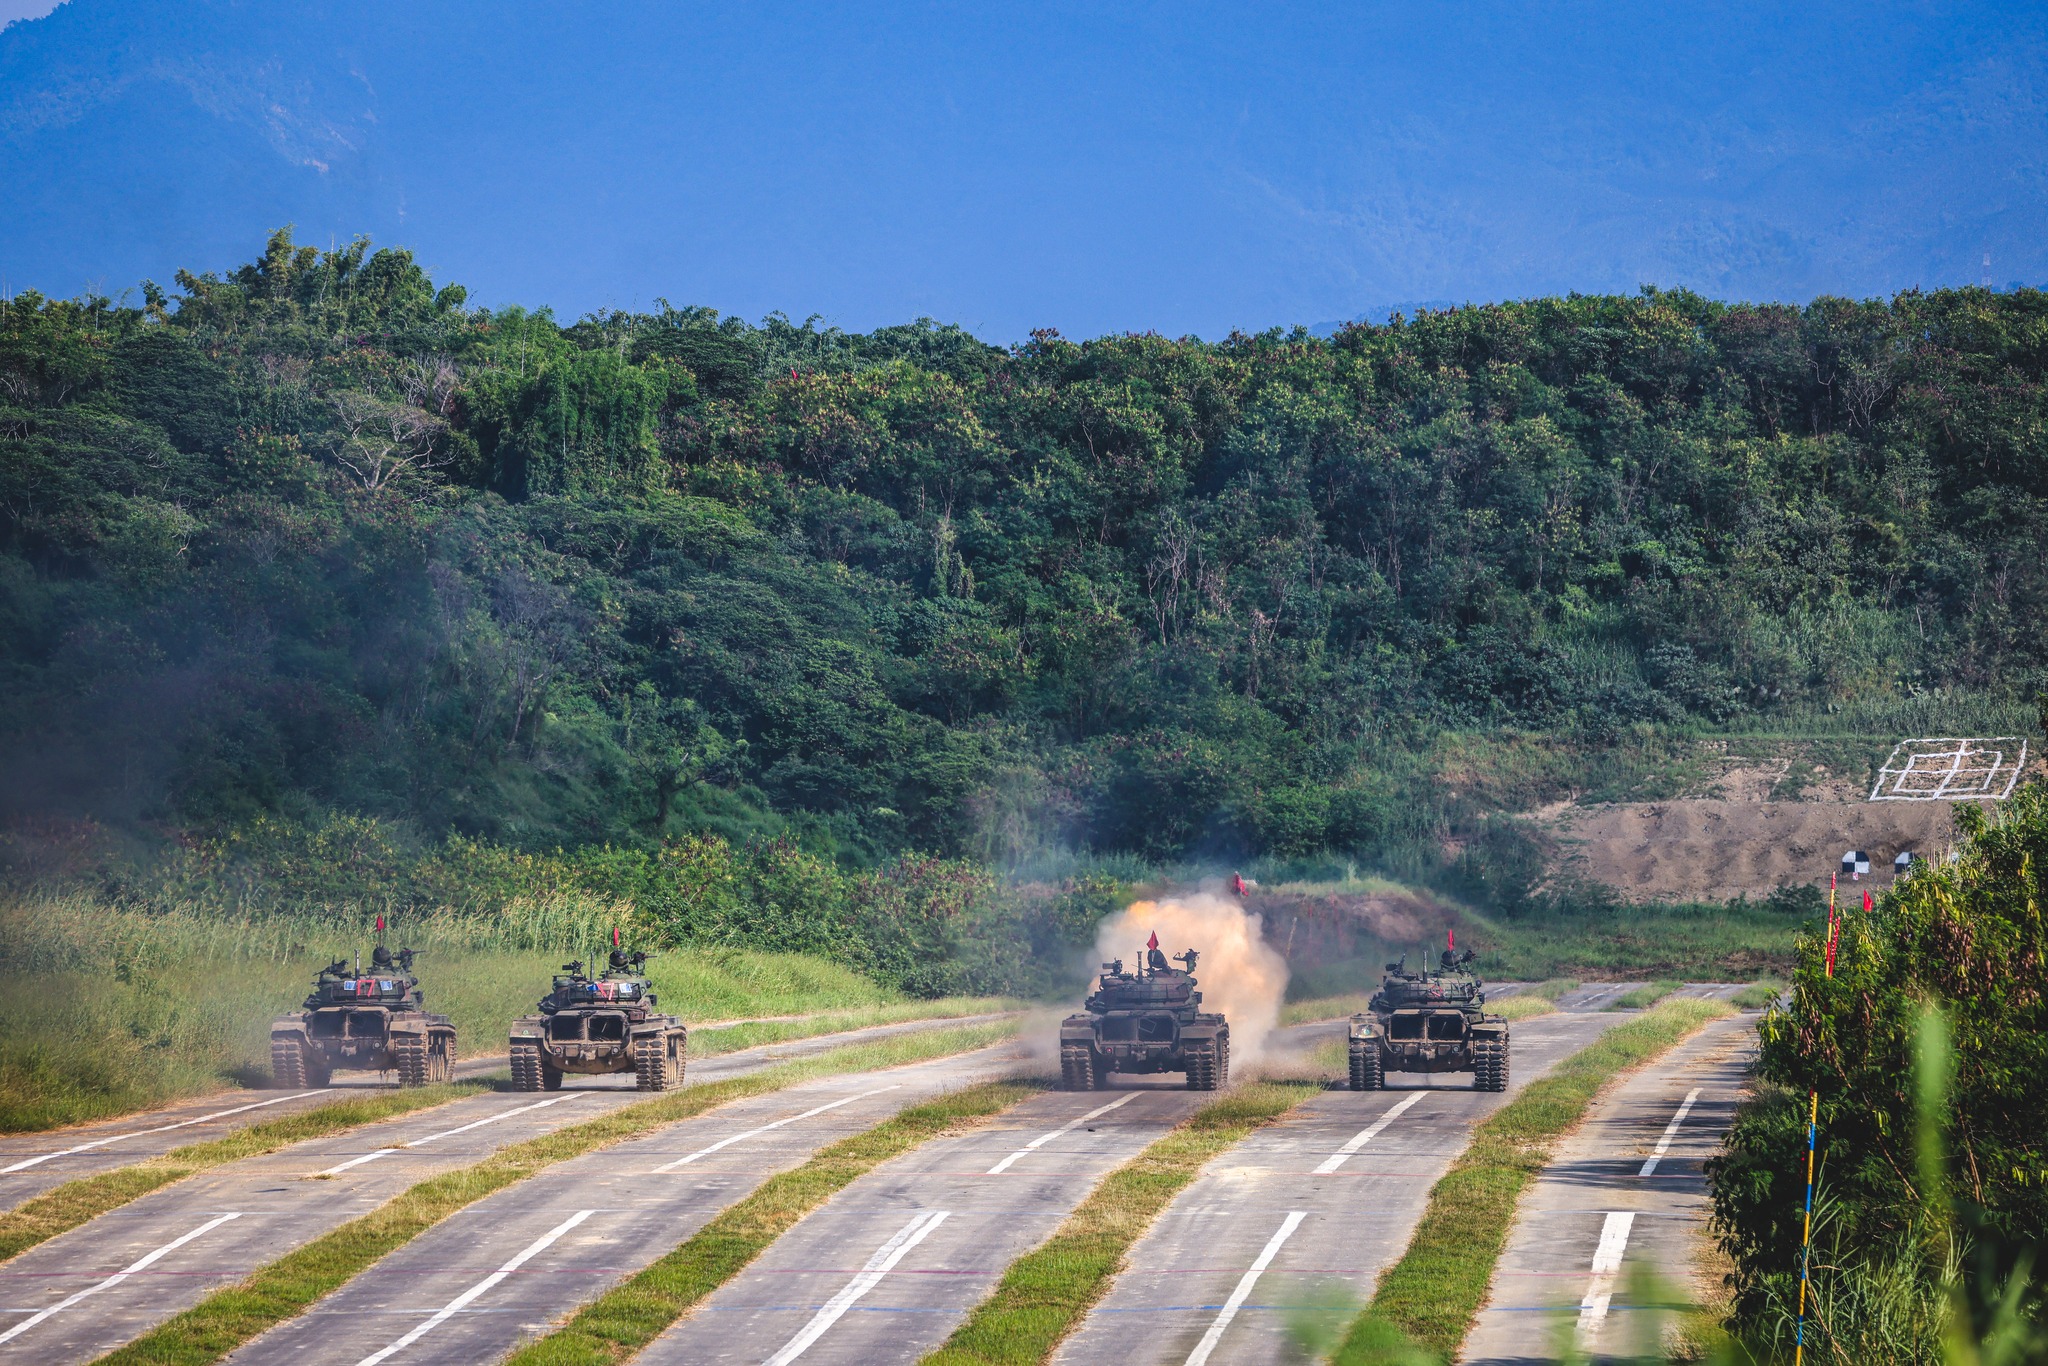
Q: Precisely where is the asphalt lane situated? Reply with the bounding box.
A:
[0,1012,1013,1213]
[221,1041,1028,1366]
[637,1075,1209,1366]
[0,1015,1015,1365]
[1458,1011,1756,1365]
[1051,1010,1632,1366]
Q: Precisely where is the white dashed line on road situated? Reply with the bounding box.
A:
[352,1209,596,1366]
[652,1087,902,1173]
[1313,1092,1424,1175]
[1638,1088,1702,1177]
[313,1096,581,1176]
[988,1093,1139,1174]
[0,1212,242,1344]
[1573,1211,1636,1349]
[1184,1211,1308,1366]
[763,1210,951,1366]
[1,1094,317,1174]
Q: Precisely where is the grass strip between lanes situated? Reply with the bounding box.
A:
[1331,995,1735,1365]
[92,1019,1018,1366]
[501,1078,1042,1366]
[1608,979,1685,1010]
[921,1081,1316,1366]
[0,1082,485,1265]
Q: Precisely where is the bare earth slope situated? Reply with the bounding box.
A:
[1542,800,1956,902]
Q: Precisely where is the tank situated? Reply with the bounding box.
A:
[271,948,456,1087]
[508,949,687,1091]
[1349,949,1508,1091]
[1059,945,1229,1091]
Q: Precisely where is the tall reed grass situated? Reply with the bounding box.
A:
[0,891,914,1132]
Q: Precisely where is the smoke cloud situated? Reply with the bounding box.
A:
[1093,892,1289,1064]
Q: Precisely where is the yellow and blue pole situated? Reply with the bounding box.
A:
[1793,872,1840,1365]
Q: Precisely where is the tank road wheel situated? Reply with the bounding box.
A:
[1091,1050,1112,1089]
[1349,1038,1383,1091]
[1059,1044,1096,1091]
[635,1034,676,1091]
[1185,1038,1220,1091]
[429,1036,453,1084]
[271,1037,307,1089]
[395,1035,430,1087]
[1215,1034,1231,1089]
[511,1040,545,1092]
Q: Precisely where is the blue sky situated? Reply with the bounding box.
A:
[2,1,2045,339]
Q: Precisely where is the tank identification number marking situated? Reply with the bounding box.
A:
[1311,1091,1425,1175]
[1637,1087,1702,1177]
[311,1095,584,1176]
[1573,1211,1637,1349]
[1184,1210,1309,1366]
[762,1209,951,1366]
[352,1209,597,1366]
[0,1212,242,1345]
[986,1092,1139,1174]
[650,1085,903,1173]
[1,1093,318,1175]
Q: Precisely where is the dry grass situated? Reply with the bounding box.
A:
[920,1082,1316,1365]
[1280,993,1376,1026]
[502,1081,1041,1366]
[1330,996,1735,1364]
[92,1019,1019,1366]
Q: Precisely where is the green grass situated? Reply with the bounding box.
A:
[1729,978,1787,1010]
[920,1082,1315,1365]
[502,1080,1041,1366]
[0,1081,482,1266]
[0,892,987,1132]
[93,1018,1019,1366]
[1465,899,1802,981]
[1609,979,1685,1010]
[1280,993,1377,1026]
[1330,996,1736,1364]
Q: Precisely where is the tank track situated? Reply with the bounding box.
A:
[271,1037,306,1089]
[511,1039,547,1092]
[1349,1037,1383,1091]
[1185,1035,1229,1091]
[1059,1043,1096,1091]
[394,1034,430,1087]
[1473,1037,1509,1092]
[634,1033,682,1091]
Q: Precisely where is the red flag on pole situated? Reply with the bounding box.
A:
[1448,929,1455,951]
[1863,890,1873,914]
[613,927,622,947]
[375,914,385,932]
[1146,931,1159,950]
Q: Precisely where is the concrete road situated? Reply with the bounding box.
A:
[0,1012,1012,1214]
[0,1018,1016,1365]
[220,1041,1028,1366]
[1458,1012,1755,1365]
[638,1074,1210,1366]
[1052,1011,1631,1366]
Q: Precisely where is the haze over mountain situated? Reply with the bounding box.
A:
[3,0,2046,338]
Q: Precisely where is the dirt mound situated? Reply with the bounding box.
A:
[1244,886,1458,960]
[1539,799,1959,902]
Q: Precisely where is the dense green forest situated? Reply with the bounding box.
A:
[3,229,2045,884]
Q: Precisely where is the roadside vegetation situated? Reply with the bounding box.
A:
[1610,979,1685,1009]
[1708,782,2048,1361]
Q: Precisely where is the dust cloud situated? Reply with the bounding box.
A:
[1093,892,1289,1064]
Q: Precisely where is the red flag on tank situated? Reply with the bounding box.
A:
[613,927,621,947]
[375,914,385,932]
[1448,929,1455,951]
[1146,931,1159,950]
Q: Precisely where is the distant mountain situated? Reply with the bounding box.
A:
[3,1,2047,336]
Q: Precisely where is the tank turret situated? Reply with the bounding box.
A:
[509,946,687,1091]
[271,948,456,1088]
[1348,947,1508,1092]
[1058,941,1230,1091]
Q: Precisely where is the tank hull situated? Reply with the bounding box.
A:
[1059,1010,1229,1090]
[509,1011,687,1091]
[270,1005,456,1087]
[1348,1008,1508,1091]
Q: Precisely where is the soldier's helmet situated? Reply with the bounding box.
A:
[609,948,630,971]
[372,945,394,969]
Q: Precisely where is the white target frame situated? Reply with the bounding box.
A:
[1870,737,2029,802]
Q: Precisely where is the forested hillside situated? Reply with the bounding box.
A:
[3,230,2045,880]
